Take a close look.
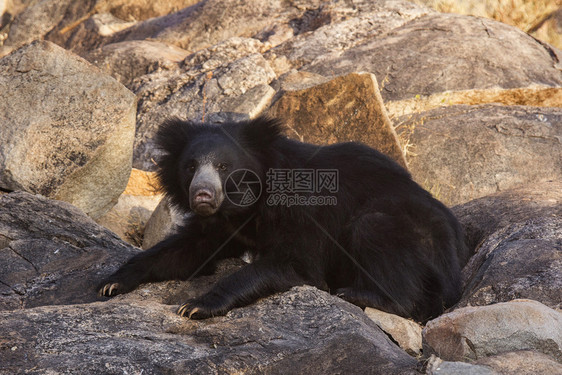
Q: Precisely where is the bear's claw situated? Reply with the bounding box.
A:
[99,283,119,297]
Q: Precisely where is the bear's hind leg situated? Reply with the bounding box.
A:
[335,287,411,317]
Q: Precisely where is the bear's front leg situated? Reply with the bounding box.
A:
[177,258,306,319]
[98,231,216,297]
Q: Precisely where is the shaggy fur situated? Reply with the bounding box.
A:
[98,116,468,322]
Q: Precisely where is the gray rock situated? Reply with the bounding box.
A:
[267,0,433,75]
[422,299,562,363]
[142,197,183,250]
[95,193,161,246]
[303,13,562,102]
[0,191,138,311]
[396,105,562,206]
[0,286,418,374]
[104,0,320,52]
[3,0,85,49]
[132,38,276,170]
[84,40,189,88]
[0,41,136,218]
[426,356,497,375]
[452,181,562,310]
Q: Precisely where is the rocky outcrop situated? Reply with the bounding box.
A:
[300,13,562,103]
[453,181,562,310]
[0,191,138,311]
[269,71,407,167]
[0,41,136,218]
[1,0,199,55]
[0,286,418,374]
[398,105,562,206]
[83,40,189,88]
[1,1,561,373]
[423,300,562,363]
[131,37,276,170]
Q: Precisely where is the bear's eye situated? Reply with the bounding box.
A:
[186,162,196,172]
[217,163,227,171]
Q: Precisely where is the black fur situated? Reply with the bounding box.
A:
[98,116,469,322]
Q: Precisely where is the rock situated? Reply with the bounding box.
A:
[96,168,164,245]
[452,181,562,309]
[104,0,317,52]
[422,299,562,363]
[2,0,199,54]
[267,0,433,75]
[385,86,562,119]
[0,191,138,311]
[0,41,136,218]
[425,356,496,375]
[0,286,418,374]
[268,71,407,167]
[132,38,276,170]
[477,350,562,375]
[426,350,562,374]
[84,40,189,88]
[365,307,423,356]
[95,194,161,246]
[141,197,183,249]
[396,105,562,206]
[302,13,562,103]
[3,0,88,51]
[122,168,160,196]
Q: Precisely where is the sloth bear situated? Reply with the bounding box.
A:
[98,116,468,322]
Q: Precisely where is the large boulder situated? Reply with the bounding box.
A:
[0,41,136,218]
[266,0,433,74]
[453,181,562,310]
[268,71,407,167]
[423,299,562,363]
[0,191,138,311]
[302,13,562,103]
[1,286,418,373]
[397,104,562,206]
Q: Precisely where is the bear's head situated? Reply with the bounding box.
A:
[155,117,283,217]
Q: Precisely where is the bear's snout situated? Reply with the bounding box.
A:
[189,163,224,216]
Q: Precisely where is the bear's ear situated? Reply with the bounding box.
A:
[239,116,284,150]
[155,118,201,156]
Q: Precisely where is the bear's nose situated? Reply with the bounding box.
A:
[194,188,214,203]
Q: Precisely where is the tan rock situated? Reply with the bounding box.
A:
[478,350,562,375]
[365,307,423,356]
[0,41,136,218]
[268,71,407,168]
[95,194,161,246]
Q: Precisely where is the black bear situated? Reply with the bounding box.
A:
[99,116,469,322]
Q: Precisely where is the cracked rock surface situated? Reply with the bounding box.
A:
[397,105,562,206]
